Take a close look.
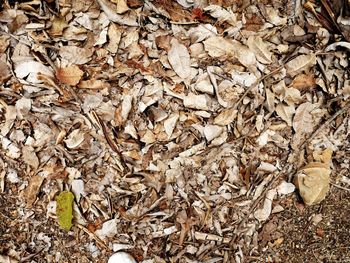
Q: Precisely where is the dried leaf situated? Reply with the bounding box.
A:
[203,36,235,58]
[293,102,314,134]
[49,16,68,36]
[56,65,84,86]
[276,104,295,126]
[25,175,44,208]
[97,0,138,26]
[59,46,93,65]
[14,61,54,83]
[247,36,273,64]
[294,149,332,205]
[78,79,111,90]
[231,40,257,68]
[285,53,317,77]
[291,73,316,90]
[168,39,191,79]
[56,191,75,231]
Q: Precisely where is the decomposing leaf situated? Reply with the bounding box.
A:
[168,39,191,79]
[285,53,317,77]
[107,23,122,53]
[56,191,75,231]
[294,149,332,205]
[56,65,84,85]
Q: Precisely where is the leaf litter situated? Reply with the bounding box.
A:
[0,0,350,262]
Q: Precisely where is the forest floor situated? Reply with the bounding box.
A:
[0,0,349,262]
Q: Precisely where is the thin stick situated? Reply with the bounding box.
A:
[331,183,350,192]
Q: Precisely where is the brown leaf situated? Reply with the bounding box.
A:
[56,65,84,85]
[291,73,316,90]
[25,175,44,208]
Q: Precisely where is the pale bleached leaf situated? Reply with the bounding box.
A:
[293,102,314,134]
[204,5,237,25]
[276,104,295,126]
[168,39,191,79]
[14,61,53,83]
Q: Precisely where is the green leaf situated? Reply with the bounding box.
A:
[56,191,75,231]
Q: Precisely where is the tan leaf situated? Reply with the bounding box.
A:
[96,0,138,26]
[285,53,316,77]
[0,55,11,83]
[110,0,129,13]
[214,108,237,126]
[56,65,84,85]
[49,16,68,36]
[294,149,332,205]
[107,23,122,53]
[247,36,273,64]
[231,40,257,68]
[168,39,191,79]
[78,79,111,90]
[203,36,235,58]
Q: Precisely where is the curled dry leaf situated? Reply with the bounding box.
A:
[285,53,316,77]
[294,149,332,205]
[56,65,84,86]
[168,39,191,79]
[64,129,85,149]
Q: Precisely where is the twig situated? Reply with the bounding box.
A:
[330,183,350,192]
[170,21,200,25]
